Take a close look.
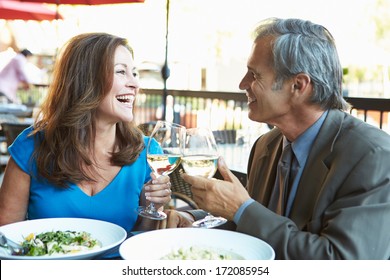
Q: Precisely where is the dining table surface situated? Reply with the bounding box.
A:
[0,103,33,118]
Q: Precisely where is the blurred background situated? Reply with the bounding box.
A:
[0,0,389,176]
[1,0,389,98]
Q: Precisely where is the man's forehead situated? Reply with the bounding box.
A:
[248,37,274,68]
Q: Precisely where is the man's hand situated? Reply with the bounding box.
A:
[157,210,194,228]
[181,157,250,221]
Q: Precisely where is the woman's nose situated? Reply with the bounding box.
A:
[127,75,140,89]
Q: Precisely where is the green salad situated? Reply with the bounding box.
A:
[21,230,101,256]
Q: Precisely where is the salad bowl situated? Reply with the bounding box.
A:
[120,228,275,260]
[0,218,126,260]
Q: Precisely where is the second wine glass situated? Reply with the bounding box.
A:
[181,127,227,228]
[138,121,186,220]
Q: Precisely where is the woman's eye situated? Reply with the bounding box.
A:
[132,71,139,78]
[116,70,126,75]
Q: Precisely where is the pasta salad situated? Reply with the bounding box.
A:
[161,246,242,260]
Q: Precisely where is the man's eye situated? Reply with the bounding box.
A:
[251,72,262,81]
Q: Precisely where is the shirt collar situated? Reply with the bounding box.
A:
[284,110,328,167]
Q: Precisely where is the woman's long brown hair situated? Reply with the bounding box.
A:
[31,33,144,187]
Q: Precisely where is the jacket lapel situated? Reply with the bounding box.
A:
[290,110,345,228]
[247,129,283,205]
[247,110,346,229]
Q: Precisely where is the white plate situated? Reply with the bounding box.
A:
[120,228,275,260]
[0,218,127,260]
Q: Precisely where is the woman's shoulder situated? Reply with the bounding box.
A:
[8,125,38,173]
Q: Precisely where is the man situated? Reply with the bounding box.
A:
[0,49,33,103]
[160,18,390,260]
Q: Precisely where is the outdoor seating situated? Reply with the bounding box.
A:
[345,97,390,130]
[212,129,236,144]
[1,122,30,148]
[169,163,198,210]
[0,104,33,118]
[137,121,157,136]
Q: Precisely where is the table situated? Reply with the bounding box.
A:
[0,104,33,118]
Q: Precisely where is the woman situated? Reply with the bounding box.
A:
[0,33,171,233]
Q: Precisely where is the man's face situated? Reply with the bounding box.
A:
[239,36,294,126]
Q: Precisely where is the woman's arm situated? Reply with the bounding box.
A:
[0,157,30,226]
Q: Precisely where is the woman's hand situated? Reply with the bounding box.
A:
[144,173,172,210]
[157,210,194,229]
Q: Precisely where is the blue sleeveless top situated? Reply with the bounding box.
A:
[9,126,157,233]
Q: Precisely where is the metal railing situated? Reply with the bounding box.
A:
[17,84,49,108]
[17,87,390,133]
[345,97,390,131]
[135,89,249,130]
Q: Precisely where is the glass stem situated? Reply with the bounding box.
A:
[147,203,157,212]
[145,172,161,213]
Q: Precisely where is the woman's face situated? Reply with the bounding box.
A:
[96,45,139,125]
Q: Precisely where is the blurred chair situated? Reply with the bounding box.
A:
[0,116,14,172]
[169,165,244,210]
[0,113,19,124]
[212,129,236,144]
[137,121,157,136]
[0,121,30,173]
[0,114,21,148]
[0,104,32,118]
[169,164,199,210]
[1,122,30,148]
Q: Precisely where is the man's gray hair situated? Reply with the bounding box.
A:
[253,18,348,110]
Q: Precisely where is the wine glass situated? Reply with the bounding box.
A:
[182,127,227,228]
[137,120,186,220]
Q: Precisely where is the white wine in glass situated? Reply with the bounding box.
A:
[137,121,186,220]
[181,155,218,178]
[147,154,181,175]
[182,127,227,228]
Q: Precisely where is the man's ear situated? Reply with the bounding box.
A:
[293,73,311,92]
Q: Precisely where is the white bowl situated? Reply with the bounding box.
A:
[0,218,127,260]
[120,228,275,260]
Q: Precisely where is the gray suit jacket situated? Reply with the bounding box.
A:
[237,109,390,259]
